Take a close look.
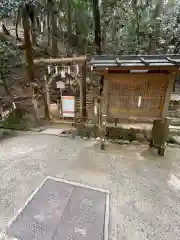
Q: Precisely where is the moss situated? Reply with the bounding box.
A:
[0,128,15,140]
[2,108,28,130]
[2,129,13,136]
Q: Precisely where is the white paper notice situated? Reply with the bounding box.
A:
[48,65,51,74]
[61,70,66,78]
[138,96,142,107]
[62,96,75,117]
[40,21,44,33]
[56,81,65,89]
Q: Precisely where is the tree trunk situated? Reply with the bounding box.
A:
[44,75,50,119]
[92,0,102,55]
[22,5,34,83]
[2,23,10,35]
[15,8,21,40]
[152,0,163,51]
[101,0,108,53]
[31,17,37,46]
[47,12,51,45]
[67,0,72,56]
[0,67,12,98]
[2,79,11,97]
[36,16,41,32]
[48,0,58,57]
[135,7,140,53]
[0,102,3,120]
[22,6,39,123]
[132,0,140,54]
[51,10,58,56]
[154,0,163,18]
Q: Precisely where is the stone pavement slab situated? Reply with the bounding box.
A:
[6,178,109,240]
[40,128,65,136]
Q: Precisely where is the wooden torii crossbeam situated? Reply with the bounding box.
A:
[33,56,87,65]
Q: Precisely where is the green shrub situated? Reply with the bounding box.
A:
[3,108,28,130]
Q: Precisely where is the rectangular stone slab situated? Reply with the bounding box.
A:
[53,186,106,240]
[7,179,74,240]
[7,178,108,240]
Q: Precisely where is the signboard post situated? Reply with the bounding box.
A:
[56,81,65,117]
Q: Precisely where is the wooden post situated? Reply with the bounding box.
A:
[162,74,175,118]
[81,60,87,122]
[60,89,63,117]
[100,79,109,150]
[0,102,3,120]
[103,79,109,124]
[44,75,51,119]
[150,117,170,156]
[32,90,40,124]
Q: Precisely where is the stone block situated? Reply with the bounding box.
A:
[128,128,136,142]
[175,110,180,118]
[136,133,146,142]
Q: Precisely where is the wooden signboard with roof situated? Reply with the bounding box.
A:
[90,55,180,155]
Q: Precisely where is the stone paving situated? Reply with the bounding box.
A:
[0,132,180,239]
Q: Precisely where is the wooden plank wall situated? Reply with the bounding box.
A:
[103,73,169,119]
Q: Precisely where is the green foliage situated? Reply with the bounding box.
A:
[2,108,28,130]
[0,0,20,19]
[0,40,21,64]
[2,128,14,136]
[0,40,22,85]
[0,128,14,139]
[0,0,43,20]
[1,0,180,56]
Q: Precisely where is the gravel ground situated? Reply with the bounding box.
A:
[0,132,180,239]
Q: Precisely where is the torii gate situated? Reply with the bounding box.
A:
[33,56,87,121]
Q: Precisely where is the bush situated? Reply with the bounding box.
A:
[3,108,29,130]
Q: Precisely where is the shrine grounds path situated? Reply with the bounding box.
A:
[0,132,180,239]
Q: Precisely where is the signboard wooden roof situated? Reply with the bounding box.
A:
[90,54,180,71]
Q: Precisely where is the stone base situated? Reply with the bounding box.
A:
[75,124,150,143]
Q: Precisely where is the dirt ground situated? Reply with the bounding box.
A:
[0,132,180,239]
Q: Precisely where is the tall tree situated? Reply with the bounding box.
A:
[22,2,34,83]
[67,0,72,56]
[92,0,101,54]
[47,0,58,57]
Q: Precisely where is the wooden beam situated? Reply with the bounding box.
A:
[94,66,180,72]
[103,73,170,79]
[34,56,87,65]
[140,57,149,66]
[165,57,180,65]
